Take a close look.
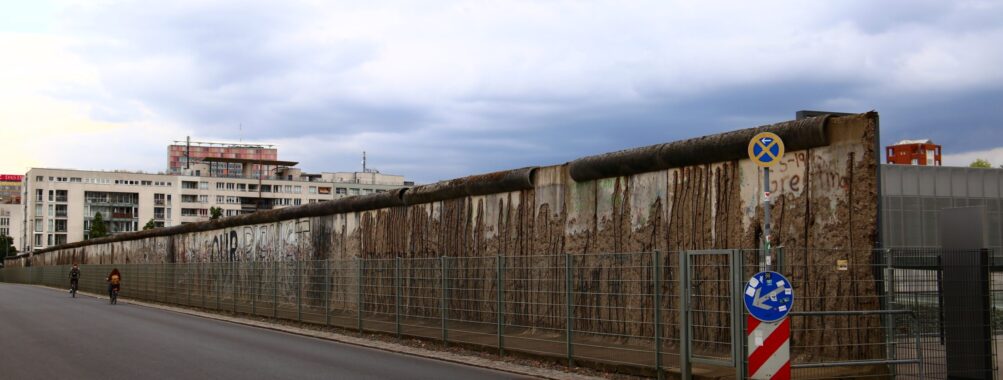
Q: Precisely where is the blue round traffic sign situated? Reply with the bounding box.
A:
[748,132,785,167]
[743,271,794,322]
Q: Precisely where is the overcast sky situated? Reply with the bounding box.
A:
[2,0,1002,183]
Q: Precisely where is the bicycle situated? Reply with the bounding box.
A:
[70,280,78,298]
[110,287,119,304]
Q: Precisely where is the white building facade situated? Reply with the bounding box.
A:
[22,168,407,251]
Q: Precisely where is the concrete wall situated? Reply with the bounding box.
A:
[6,112,881,359]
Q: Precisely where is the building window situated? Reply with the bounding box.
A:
[293,186,302,193]
[294,198,302,206]
[309,186,317,194]
[182,181,198,189]
[216,182,225,190]
[237,183,246,192]
[216,195,225,204]
[199,181,209,190]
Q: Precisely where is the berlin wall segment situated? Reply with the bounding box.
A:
[7,112,880,362]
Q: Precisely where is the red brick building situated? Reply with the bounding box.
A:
[886,139,941,166]
[168,141,278,177]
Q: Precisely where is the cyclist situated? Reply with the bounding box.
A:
[106,268,122,304]
[69,263,81,297]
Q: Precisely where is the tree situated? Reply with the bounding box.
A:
[0,234,16,257]
[143,218,156,230]
[90,212,108,239]
[210,206,223,220]
[970,158,992,168]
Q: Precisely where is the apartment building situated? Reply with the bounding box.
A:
[1,203,22,253]
[21,166,407,251]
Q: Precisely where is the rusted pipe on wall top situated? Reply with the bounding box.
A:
[403,167,537,205]
[23,190,408,255]
[568,115,833,181]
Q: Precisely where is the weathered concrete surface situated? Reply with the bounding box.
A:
[7,112,881,363]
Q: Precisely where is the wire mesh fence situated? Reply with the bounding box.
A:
[1,248,999,379]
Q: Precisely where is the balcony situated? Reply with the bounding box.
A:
[154,213,165,220]
[54,212,67,218]
[55,196,68,202]
[110,212,135,219]
[154,199,165,206]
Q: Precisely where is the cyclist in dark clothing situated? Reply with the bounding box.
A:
[69,264,81,296]
[106,268,122,304]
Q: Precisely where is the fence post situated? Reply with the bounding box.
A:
[357,257,363,334]
[497,255,505,355]
[565,253,574,367]
[441,255,448,346]
[679,251,690,380]
[731,249,746,380]
[216,262,221,311]
[273,262,278,319]
[324,259,331,326]
[200,263,206,309]
[251,261,256,315]
[297,260,302,323]
[232,261,238,314]
[187,264,192,306]
[395,256,402,339]
[653,250,663,380]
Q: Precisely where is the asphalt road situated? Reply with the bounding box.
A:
[0,283,526,380]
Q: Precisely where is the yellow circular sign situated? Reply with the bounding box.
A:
[748,132,785,167]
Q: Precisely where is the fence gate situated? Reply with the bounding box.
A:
[680,249,746,380]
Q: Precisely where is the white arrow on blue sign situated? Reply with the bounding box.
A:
[743,271,794,322]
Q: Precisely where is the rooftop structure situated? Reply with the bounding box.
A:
[886,139,942,166]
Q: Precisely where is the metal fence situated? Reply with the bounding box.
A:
[1,249,998,379]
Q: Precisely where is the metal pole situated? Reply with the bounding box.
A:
[680,251,691,380]
[324,259,331,326]
[251,261,256,315]
[440,256,448,345]
[297,260,302,323]
[763,167,771,272]
[497,255,505,355]
[885,249,897,378]
[653,250,664,380]
[357,258,363,334]
[273,261,278,319]
[187,264,192,306]
[216,263,221,310]
[395,256,401,339]
[201,263,206,309]
[232,261,238,314]
[732,249,747,380]
[914,316,924,380]
[565,254,574,367]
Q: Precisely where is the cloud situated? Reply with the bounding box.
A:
[943,147,1003,168]
[1,1,1001,183]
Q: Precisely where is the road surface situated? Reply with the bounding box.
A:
[0,283,527,380]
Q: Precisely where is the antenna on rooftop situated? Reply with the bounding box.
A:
[362,151,367,173]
